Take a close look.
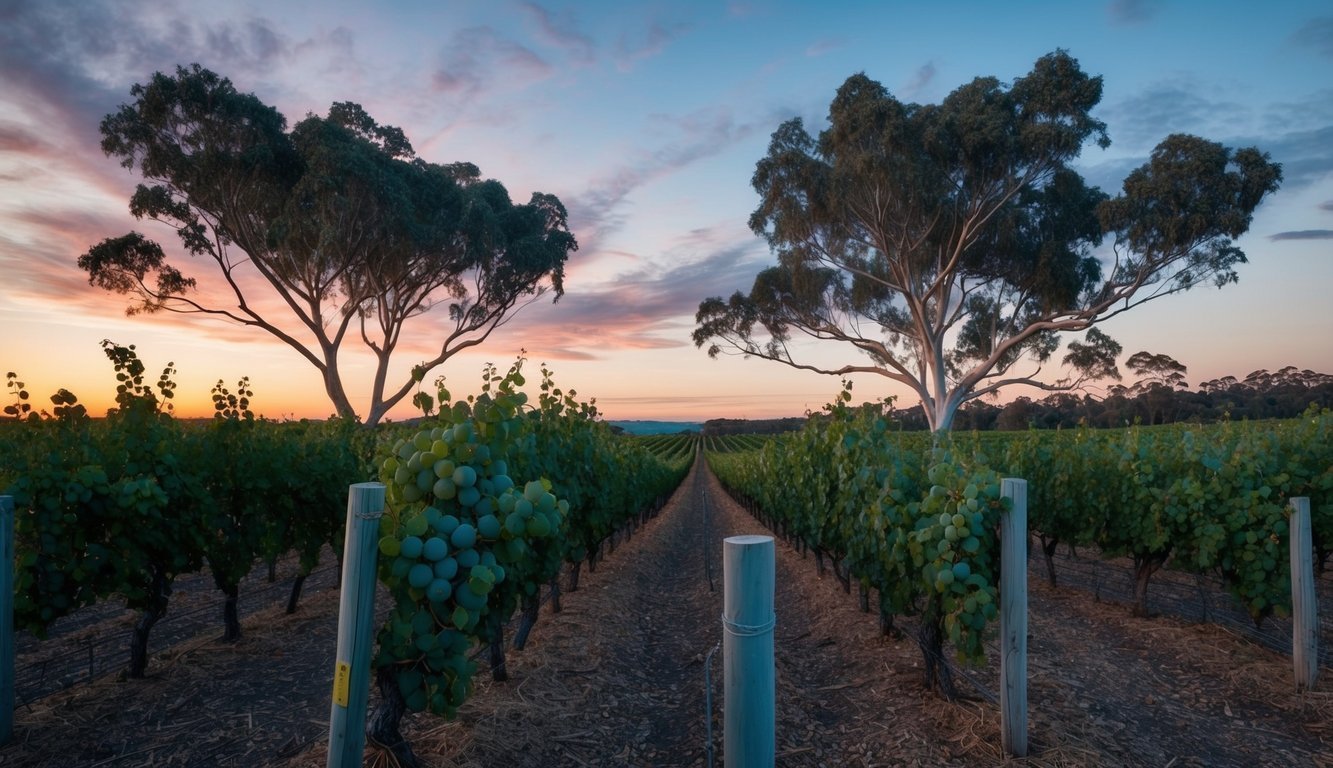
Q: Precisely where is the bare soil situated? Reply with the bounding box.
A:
[3,456,1330,767]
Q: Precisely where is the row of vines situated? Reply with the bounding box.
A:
[3,345,691,761]
[705,385,1011,697]
[633,432,698,464]
[1,343,369,677]
[702,433,768,454]
[991,411,1333,621]
[706,389,1333,698]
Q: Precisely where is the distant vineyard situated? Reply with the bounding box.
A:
[634,433,699,465]
[703,433,770,454]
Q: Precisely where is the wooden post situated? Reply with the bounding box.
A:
[327,483,386,768]
[1000,479,1028,758]
[1290,497,1318,692]
[723,534,775,767]
[1,496,13,745]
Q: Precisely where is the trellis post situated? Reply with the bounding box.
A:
[1,496,13,745]
[1000,479,1028,757]
[327,483,385,768]
[1290,497,1318,692]
[723,534,775,767]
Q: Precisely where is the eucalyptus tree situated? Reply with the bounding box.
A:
[694,51,1281,432]
[81,65,577,426]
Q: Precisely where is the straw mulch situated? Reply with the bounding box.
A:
[3,457,1331,767]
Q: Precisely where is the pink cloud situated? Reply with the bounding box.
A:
[518,1,596,65]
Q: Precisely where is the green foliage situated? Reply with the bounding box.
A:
[707,381,1008,668]
[6,342,198,634]
[3,343,368,654]
[997,413,1333,622]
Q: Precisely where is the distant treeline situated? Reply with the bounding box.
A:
[702,417,808,436]
[909,366,1333,431]
[697,366,1333,435]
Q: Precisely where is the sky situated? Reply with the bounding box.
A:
[1,0,1330,423]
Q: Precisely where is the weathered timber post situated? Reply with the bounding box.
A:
[723,534,775,767]
[1290,497,1318,692]
[1,496,13,745]
[327,483,386,768]
[1000,479,1028,758]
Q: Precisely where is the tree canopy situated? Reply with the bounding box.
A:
[694,50,1281,431]
[80,64,577,426]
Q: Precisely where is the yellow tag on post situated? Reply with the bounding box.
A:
[333,661,351,707]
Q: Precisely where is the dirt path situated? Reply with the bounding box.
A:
[326,454,996,767]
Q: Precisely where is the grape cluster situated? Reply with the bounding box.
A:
[374,364,567,715]
[912,461,1004,658]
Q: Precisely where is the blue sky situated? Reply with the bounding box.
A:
[1,0,1330,420]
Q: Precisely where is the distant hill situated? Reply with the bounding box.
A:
[608,420,702,435]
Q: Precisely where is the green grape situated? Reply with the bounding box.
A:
[477,514,501,539]
[408,563,434,590]
[426,578,452,602]
[526,514,551,537]
[537,492,556,514]
[523,481,544,503]
[423,536,448,561]
[451,523,477,549]
[457,486,481,508]
[434,557,459,580]
[404,514,429,538]
[453,465,477,488]
[400,536,424,559]
[456,547,480,568]
[458,581,488,605]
